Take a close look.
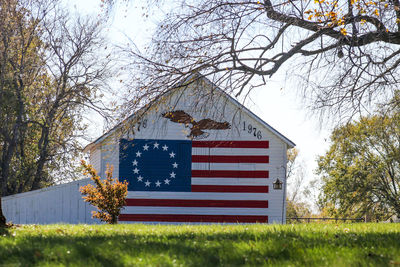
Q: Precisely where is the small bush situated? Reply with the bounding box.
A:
[80,160,128,224]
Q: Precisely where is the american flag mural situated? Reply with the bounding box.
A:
[118,139,269,223]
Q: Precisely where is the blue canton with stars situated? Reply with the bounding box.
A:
[119,139,192,192]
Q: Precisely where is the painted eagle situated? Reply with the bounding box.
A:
[162,110,231,139]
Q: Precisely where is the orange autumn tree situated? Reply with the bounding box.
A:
[80,160,128,224]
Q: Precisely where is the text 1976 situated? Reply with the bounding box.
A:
[243,121,262,139]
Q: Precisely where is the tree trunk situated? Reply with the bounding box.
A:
[0,197,6,227]
[31,125,50,191]
[111,215,118,224]
[0,87,25,225]
[0,144,17,227]
[31,153,47,191]
[31,103,58,191]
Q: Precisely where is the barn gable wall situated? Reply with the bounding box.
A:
[92,80,292,224]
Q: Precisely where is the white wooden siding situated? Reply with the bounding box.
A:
[89,147,102,175]
[2,179,100,224]
[100,141,119,179]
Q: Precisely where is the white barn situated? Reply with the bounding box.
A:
[3,75,295,224]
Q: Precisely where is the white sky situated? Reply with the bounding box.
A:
[68,0,333,205]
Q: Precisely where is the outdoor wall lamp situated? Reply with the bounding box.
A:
[273,178,283,190]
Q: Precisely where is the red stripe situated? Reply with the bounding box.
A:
[191,185,269,193]
[192,141,269,148]
[192,170,269,178]
[192,155,269,163]
[119,214,268,223]
[125,199,268,208]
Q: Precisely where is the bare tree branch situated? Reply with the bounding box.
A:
[111,0,400,120]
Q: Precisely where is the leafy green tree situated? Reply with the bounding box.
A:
[0,0,112,226]
[317,103,400,220]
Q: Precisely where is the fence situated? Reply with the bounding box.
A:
[287,217,365,223]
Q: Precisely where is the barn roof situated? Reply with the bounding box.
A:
[201,76,295,148]
[83,74,295,153]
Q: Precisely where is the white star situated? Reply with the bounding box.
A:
[169,151,176,158]
[143,144,149,151]
[136,151,142,157]
[155,180,161,187]
[145,180,151,187]
[133,168,139,174]
[164,178,170,185]
[137,175,143,182]
[172,162,178,168]
[162,145,168,151]
[170,172,176,178]
[132,160,138,166]
[153,142,159,149]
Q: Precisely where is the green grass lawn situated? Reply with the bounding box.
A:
[0,223,399,266]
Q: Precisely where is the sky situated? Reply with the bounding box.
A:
[68,0,333,205]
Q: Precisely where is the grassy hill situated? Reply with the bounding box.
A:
[0,223,399,266]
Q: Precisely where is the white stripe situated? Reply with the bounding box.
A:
[121,207,269,215]
[192,147,268,156]
[192,163,268,171]
[192,178,268,186]
[127,191,268,200]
